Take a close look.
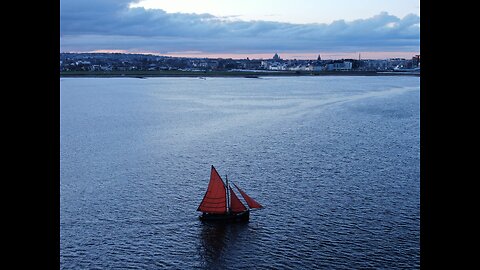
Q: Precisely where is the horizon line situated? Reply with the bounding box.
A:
[61,50,420,60]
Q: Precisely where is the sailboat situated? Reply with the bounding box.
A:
[197,165,263,221]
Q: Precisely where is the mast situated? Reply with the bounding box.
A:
[226,174,230,213]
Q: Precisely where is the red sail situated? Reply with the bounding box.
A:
[197,166,227,214]
[234,183,263,209]
[229,188,247,213]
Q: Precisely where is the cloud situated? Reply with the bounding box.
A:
[60,0,419,54]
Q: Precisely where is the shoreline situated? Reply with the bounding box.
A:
[60,70,419,78]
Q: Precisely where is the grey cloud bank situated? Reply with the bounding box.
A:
[60,0,419,54]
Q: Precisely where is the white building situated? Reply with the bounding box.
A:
[326,61,352,71]
[268,62,287,70]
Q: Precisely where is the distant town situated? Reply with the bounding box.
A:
[60,52,420,75]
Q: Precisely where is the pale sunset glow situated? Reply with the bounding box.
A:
[91,49,130,54]
[159,51,419,60]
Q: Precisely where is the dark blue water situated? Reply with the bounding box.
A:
[60,76,420,269]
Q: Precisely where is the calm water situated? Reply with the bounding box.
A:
[60,76,420,269]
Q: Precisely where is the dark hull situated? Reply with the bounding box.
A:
[199,210,250,222]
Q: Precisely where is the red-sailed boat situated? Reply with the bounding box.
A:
[197,165,263,221]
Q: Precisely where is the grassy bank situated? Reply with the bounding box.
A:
[60,70,419,78]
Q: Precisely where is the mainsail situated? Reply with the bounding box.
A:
[234,183,263,209]
[197,166,227,214]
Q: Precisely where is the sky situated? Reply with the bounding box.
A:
[60,0,420,59]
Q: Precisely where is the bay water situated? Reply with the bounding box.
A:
[60,76,420,269]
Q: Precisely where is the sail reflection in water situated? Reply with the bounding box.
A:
[198,222,250,269]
